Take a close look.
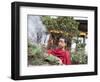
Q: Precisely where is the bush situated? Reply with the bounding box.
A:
[71,51,87,64]
[28,43,62,65]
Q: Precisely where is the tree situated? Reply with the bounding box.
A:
[41,16,80,49]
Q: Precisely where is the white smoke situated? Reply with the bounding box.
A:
[28,15,50,45]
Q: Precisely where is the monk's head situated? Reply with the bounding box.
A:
[58,37,67,49]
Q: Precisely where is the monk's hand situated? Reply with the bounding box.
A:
[54,56,63,65]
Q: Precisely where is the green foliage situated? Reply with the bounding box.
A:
[28,43,62,65]
[71,50,87,64]
[41,16,79,37]
[28,43,43,57]
[71,42,87,64]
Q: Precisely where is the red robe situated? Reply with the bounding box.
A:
[48,48,71,65]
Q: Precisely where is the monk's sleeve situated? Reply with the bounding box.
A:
[66,51,71,64]
[47,49,55,55]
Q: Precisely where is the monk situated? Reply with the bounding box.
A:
[48,37,71,65]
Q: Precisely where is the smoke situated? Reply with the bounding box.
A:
[28,15,49,45]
